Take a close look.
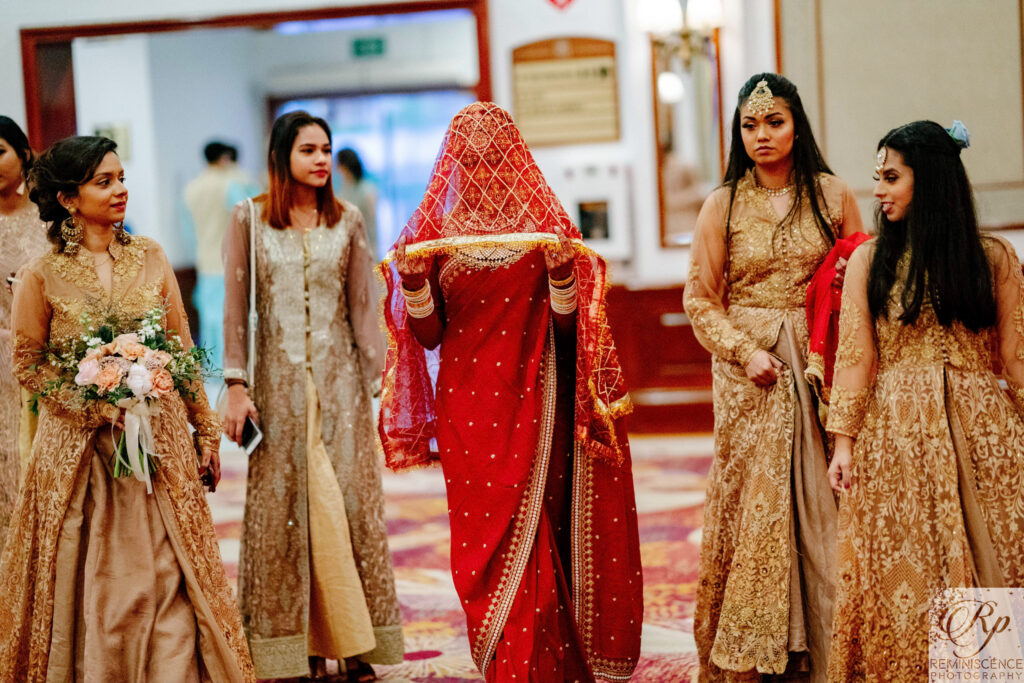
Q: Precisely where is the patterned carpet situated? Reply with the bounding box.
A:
[209,434,711,681]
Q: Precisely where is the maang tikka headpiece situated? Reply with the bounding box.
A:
[746,80,775,116]
[875,147,887,174]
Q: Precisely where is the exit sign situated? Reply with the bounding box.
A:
[353,37,386,58]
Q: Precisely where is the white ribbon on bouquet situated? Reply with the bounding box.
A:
[114,398,163,494]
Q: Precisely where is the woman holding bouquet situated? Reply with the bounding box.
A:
[0,116,50,548]
[0,135,255,682]
[221,110,402,682]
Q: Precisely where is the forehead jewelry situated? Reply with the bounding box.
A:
[746,80,775,117]
[875,147,887,173]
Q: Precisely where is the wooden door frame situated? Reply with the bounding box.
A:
[20,0,492,148]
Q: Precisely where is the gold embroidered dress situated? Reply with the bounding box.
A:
[223,199,403,679]
[0,201,49,546]
[684,171,863,681]
[0,235,254,683]
[826,237,1024,681]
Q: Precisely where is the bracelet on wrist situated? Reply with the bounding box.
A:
[548,272,575,288]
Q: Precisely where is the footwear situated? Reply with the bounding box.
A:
[345,660,376,683]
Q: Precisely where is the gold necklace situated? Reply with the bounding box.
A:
[755,180,793,197]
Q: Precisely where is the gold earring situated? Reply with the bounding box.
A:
[60,209,83,256]
[114,221,131,244]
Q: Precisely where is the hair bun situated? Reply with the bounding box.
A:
[946,120,970,150]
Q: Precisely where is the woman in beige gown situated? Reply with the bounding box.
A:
[684,73,864,681]
[222,111,402,682]
[826,121,1024,681]
[0,116,50,547]
[0,136,254,682]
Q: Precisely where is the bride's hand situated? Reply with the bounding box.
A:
[544,227,575,281]
[395,235,431,290]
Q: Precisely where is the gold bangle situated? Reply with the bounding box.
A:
[548,273,575,288]
[401,281,431,300]
[406,299,435,319]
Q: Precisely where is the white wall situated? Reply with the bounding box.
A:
[779,0,1024,254]
[72,36,162,250]
[249,12,478,95]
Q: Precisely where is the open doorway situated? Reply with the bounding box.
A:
[22,3,489,333]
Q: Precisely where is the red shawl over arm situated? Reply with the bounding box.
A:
[805,231,871,405]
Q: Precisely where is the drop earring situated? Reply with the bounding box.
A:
[60,208,83,256]
[114,221,131,245]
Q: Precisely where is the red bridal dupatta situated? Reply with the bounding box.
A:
[805,232,871,404]
[378,102,643,682]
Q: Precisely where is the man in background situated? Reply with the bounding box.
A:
[184,141,257,369]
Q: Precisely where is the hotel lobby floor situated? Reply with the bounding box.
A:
[209,434,710,681]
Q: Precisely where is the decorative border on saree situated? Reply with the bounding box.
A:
[381,233,597,264]
[571,439,597,653]
[592,657,640,681]
[470,324,558,675]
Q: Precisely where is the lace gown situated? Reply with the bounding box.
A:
[684,170,863,681]
[0,236,254,683]
[0,202,49,547]
[826,237,1024,681]
[223,199,403,679]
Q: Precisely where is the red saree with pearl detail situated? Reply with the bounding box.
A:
[378,102,642,682]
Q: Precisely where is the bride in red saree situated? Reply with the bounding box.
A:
[379,102,643,682]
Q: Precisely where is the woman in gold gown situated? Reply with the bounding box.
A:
[0,135,254,683]
[0,116,50,547]
[684,73,864,681]
[826,120,1024,681]
[222,111,402,682]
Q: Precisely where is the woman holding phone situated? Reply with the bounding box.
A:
[222,110,402,682]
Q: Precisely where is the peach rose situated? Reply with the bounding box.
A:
[149,368,174,397]
[113,334,148,360]
[144,349,172,370]
[96,357,127,393]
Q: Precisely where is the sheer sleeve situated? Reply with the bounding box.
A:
[683,190,760,365]
[345,210,386,380]
[990,237,1024,415]
[222,201,251,383]
[11,263,116,428]
[157,244,220,458]
[837,181,866,239]
[826,243,877,437]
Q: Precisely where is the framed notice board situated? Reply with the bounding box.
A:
[512,37,620,147]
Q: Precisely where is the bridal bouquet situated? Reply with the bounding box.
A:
[38,306,210,493]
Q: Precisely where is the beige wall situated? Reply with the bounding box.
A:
[779,0,1024,251]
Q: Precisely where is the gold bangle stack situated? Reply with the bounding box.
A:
[402,281,434,319]
[548,274,578,315]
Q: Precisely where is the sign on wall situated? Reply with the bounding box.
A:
[511,37,620,147]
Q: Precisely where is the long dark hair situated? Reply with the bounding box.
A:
[722,73,836,247]
[28,136,119,251]
[0,116,34,178]
[867,120,994,330]
[260,110,344,230]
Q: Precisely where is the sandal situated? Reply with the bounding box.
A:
[345,659,377,683]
